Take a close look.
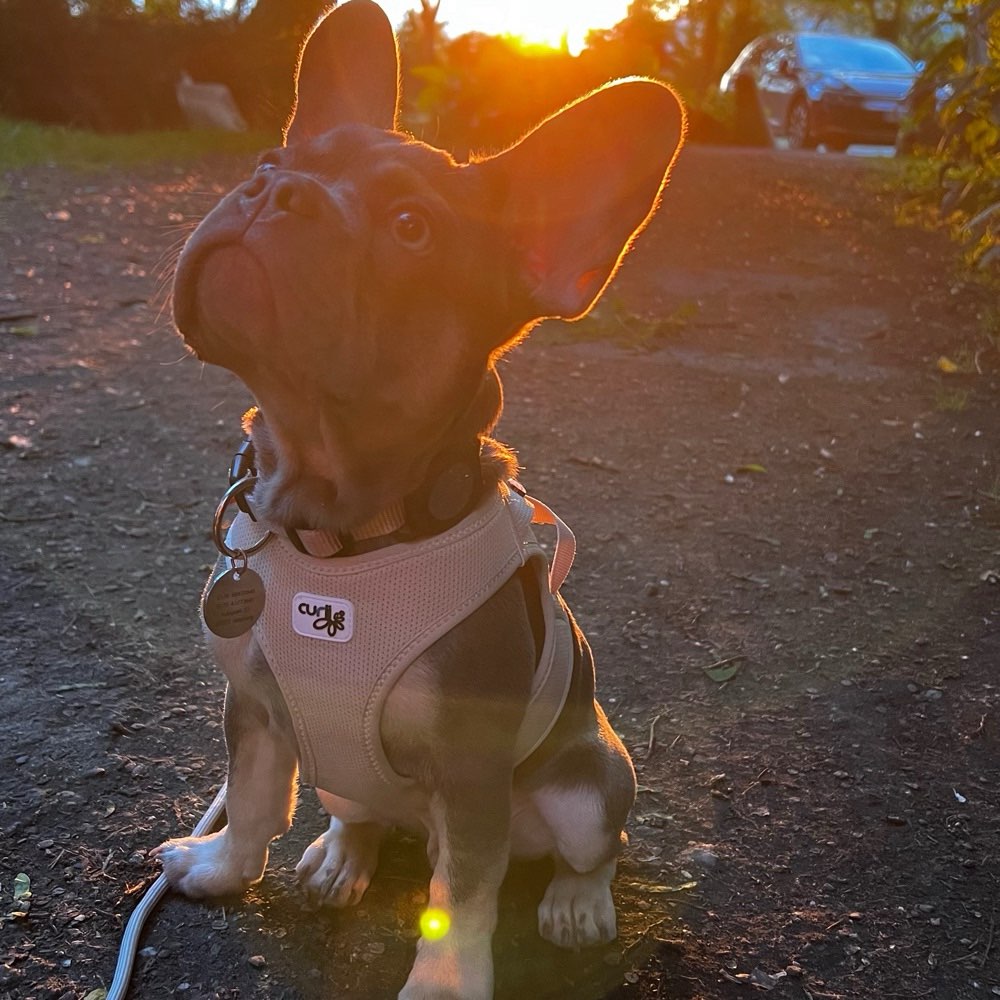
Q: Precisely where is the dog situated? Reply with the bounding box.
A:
[156,2,684,997]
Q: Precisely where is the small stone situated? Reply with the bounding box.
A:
[15,755,29,765]
[923,689,943,701]
[248,955,266,968]
[38,838,55,849]
[680,846,721,869]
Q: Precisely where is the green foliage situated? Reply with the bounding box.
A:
[0,117,273,169]
[905,1,1000,271]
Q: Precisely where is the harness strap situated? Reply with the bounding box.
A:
[523,494,576,594]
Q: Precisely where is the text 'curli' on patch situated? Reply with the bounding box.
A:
[292,592,355,642]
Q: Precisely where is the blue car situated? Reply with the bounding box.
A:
[721,32,919,151]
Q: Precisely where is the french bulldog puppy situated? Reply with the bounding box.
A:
[157,2,684,997]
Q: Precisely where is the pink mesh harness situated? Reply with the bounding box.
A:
[222,487,575,810]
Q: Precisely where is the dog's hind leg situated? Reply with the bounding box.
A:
[296,791,389,908]
[531,705,636,950]
[155,647,298,898]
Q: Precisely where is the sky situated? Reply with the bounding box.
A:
[374,0,633,55]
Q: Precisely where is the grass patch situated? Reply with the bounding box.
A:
[934,386,970,412]
[534,292,699,350]
[981,474,1000,505]
[0,117,275,170]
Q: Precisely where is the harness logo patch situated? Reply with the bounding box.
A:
[292,592,354,642]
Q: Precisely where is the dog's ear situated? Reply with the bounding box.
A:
[284,0,400,144]
[486,80,684,323]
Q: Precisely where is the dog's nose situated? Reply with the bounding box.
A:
[241,169,324,219]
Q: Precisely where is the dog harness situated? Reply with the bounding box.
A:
[222,486,576,811]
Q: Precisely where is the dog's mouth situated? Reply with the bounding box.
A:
[173,239,276,367]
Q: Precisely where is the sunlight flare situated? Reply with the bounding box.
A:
[381,0,633,54]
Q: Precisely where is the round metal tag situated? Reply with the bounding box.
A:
[202,567,265,639]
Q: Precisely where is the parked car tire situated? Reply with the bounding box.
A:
[787,98,816,150]
[826,137,850,152]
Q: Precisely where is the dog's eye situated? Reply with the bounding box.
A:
[391,210,432,252]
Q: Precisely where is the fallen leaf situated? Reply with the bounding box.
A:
[936,356,959,374]
[703,661,742,683]
[625,879,698,894]
[3,320,39,338]
[736,463,767,474]
[84,991,107,1000]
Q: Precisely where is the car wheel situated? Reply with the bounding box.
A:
[787,98,816,150]
[826,137,850,153]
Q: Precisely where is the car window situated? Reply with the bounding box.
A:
[797,35,915,73]
[761,39,790,76]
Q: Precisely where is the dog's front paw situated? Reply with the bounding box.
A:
[295,817,384,908]
[397,935,493,1000]
[538,865,618,949]
[153,830,265,898]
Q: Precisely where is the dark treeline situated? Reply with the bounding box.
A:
[0,0,327,133]
[0,0,694,148]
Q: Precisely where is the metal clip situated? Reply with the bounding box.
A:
[229,437,258,519]
[212,474,272,560]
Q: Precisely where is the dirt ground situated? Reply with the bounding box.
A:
[1,143,999,1000]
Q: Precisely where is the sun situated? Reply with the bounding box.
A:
[496,0,634,54]
[380,0,633,55]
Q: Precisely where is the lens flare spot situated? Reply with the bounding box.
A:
[419,908,451,941]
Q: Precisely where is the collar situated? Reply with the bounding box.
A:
[227,435,485,559]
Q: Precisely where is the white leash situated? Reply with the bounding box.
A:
[106,783,228,1000]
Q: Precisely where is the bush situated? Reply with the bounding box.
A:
[909,2,1000,270]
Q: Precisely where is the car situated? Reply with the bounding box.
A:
[721,31,919,151]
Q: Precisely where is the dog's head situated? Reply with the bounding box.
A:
[173,0,684,532]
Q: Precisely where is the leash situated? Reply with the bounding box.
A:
[107,784,228,1000]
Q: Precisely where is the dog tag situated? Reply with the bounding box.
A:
[203,565,265,639]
